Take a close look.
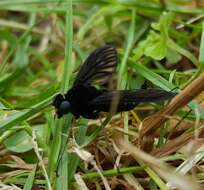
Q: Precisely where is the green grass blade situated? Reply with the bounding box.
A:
[199,22,204,64]
[80,115,111,148]
[61,0,73,93]
[57,1,73,189]
[82,166,144,180]
[118,9,136,89]
[47,1,73,189]
[129,59,176,91]
[118,9,136,142]
[167,38,198,67]
[0,96,53,134]
[68,120,88,183]
[23,164,37,190]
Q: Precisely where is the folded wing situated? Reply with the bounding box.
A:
[89,89,176,112]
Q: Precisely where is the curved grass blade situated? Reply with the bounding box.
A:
[0,96,53,134]
[128,58,176,91]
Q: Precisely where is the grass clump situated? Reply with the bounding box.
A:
[0,0,204,190]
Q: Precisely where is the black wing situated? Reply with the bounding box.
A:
[89,89,176,112]
[73,45,117,86]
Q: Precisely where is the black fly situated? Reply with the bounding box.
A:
[53,45,176,119]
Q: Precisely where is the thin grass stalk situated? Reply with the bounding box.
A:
[47,1,73,189]
[56,1,73,189]
[199,22,204,64]
[118,9,136,142]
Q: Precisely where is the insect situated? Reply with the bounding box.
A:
[53,45,176,119]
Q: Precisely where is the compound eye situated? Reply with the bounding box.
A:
[59,101,71,114]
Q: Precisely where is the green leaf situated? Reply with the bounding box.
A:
[133,12,174,60]
[166,48,182,64]
[132,40,147,61]
[4,125,43,153]
[151,12,174,36]
[144,31,167,60]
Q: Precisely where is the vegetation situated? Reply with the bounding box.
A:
[0,0,204,189]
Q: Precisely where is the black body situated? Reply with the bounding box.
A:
[53,45,176,119]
